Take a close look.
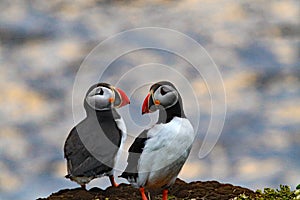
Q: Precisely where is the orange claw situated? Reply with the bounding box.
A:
[109,175,119,187]
[139,187,148,200]
[162,189,168,200]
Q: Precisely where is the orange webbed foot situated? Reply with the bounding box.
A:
[162,189,168,200]
[139,187,148,200]
[109,175,119,187]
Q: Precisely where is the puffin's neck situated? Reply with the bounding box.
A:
[157,101,185,124]
[86,108,120,122]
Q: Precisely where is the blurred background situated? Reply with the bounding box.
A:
[0,0,299,199]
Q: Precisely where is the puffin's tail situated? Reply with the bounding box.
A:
[119,172,139,188]
[65,174,71,179]
[119,172,136,180]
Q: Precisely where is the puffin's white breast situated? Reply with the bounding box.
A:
[137,117,195,188]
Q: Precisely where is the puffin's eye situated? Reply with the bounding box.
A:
[96,88,104,95]
[160,87,169,96]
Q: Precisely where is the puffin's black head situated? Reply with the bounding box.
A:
[142,81,182,115]
[84,83,130,111]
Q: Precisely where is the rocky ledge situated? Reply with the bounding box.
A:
[38,179,256,200]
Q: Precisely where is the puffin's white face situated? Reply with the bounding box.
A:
[152,85,179,110]
[85,86,115,111]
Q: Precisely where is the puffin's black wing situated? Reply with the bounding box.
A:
[120,130,149,181]
[64,117,122,178]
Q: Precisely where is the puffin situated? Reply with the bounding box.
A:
[120,81,195,200]
[64,83,130,189]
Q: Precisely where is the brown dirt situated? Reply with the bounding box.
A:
[38,179,257,200]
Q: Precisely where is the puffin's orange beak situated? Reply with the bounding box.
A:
[142,93,150,115]
[116,88,130,107]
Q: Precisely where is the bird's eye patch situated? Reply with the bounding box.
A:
[95,88,104,95]
[160,87,169,96]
